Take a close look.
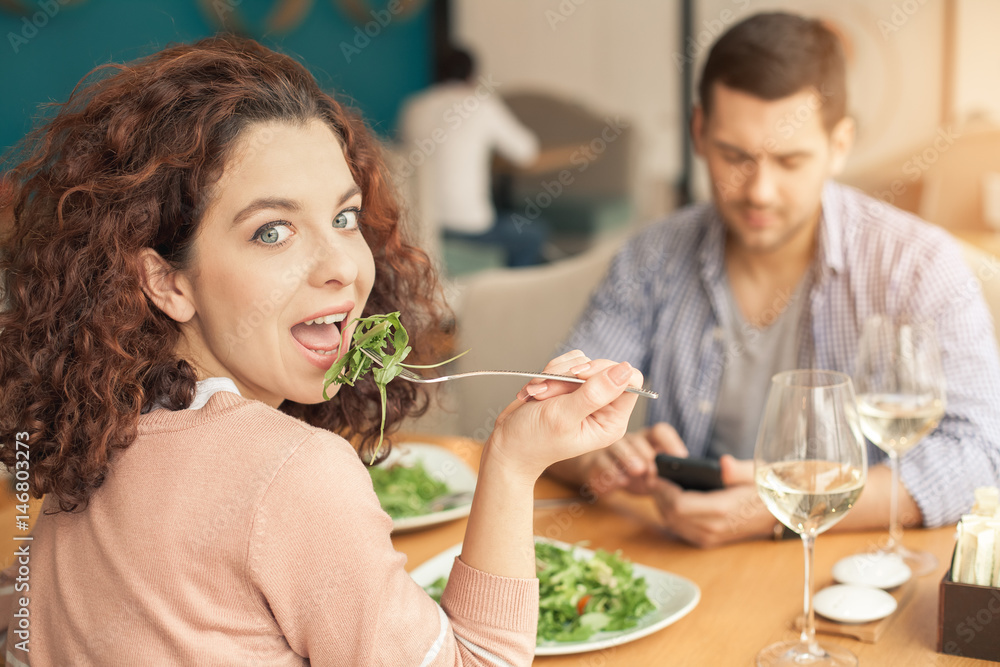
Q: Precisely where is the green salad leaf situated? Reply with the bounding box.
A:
[535,541,655,642]
[369,460,450,519]
[425,576,448,604]
[423,541,656,643]
[323,312,466,463]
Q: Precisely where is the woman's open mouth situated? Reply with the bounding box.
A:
[290,309,352,368]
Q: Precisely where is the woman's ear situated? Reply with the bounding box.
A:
[139,248,195,323]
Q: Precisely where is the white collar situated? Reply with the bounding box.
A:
[188,377,242,410]
[148,377,242,412]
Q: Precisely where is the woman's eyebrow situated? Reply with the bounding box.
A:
[230,185,361,228]
[231,197,301,228]
[338,184,362,207]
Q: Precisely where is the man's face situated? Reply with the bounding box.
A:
[693,82,853,255]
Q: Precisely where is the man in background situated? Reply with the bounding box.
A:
[398,46,547,267]
[547,12,1000,546]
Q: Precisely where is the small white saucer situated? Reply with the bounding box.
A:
[814,584,898,624]
[832,552,912,589]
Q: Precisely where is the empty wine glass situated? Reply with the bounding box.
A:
[755,370,868,667]
[852,315,945,577]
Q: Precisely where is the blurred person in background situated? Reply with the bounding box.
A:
[398,46,549,267]
[546,11,1000,547]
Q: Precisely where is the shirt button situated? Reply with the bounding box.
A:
[712,327,724,340]
[699,400,713,414]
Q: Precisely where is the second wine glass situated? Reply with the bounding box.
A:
[853,315,946,577]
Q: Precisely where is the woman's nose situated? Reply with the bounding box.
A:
[306,236,359,288]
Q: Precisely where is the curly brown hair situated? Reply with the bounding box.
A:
[0,35,450,512]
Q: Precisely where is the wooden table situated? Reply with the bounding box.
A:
[392,434,994,666]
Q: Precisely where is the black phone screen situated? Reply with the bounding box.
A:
[654,454,725,492]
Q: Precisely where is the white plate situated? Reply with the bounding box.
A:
[409,537,700,656]
[814,584,898,624]
[832,553,912,589]
[374,442,477,533]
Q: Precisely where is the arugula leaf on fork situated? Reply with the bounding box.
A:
[323,312,466,463]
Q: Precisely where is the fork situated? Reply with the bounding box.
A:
[358,348,658,399]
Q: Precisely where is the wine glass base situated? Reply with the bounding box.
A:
[896,545,938,577]
[756,640,857,666]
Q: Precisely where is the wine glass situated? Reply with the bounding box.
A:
[852,315,945,576]
[755,370,867,667]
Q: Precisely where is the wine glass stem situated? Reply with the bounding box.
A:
[800,532,821,653]
[887,450,901,551]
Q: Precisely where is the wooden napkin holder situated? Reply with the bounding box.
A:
[937,548,1000,661]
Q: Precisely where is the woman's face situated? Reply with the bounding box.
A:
[172,119,375,407]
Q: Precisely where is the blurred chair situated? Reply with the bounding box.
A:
[919,125,1000,231]
[957,239,1000,353]
[502,91,636,255]
[448,235,628,439]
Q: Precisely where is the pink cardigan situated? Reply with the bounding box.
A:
[4,391,538,665]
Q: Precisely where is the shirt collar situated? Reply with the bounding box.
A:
[188,377,242,410]
[817,180,846,276]
[698,205,727,286]
[146,376,242,413]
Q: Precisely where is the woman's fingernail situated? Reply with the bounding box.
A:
[569,362,591,374]
[525,382,548,396]
[609,361,632,385]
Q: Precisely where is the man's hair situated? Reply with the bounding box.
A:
[698,12,847,131]
[439,46,474,83]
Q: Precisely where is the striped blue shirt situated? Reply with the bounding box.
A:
[564,181,1000,527]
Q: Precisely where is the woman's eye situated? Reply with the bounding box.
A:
[252,222,292,245]
[333,208,361,229]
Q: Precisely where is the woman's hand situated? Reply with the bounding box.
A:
[461,350,642,579]
[485,350,643,483]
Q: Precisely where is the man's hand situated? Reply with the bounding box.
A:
[649,454,773,548]
[545,424,778,548]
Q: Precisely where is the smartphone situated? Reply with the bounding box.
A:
[654,454,724,492]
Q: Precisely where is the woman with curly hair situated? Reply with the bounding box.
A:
[0,36,641,665]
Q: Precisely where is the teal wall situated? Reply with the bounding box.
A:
[0,0,432,152]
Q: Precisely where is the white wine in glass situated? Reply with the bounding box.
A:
[757,460,865,536]
[856,393,944,457]
[854,316,946,577]
[754,370,867,667]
